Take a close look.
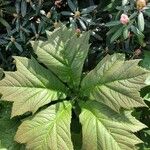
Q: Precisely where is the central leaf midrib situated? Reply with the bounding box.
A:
[16,59,49,88]
[84,72,146,94]
[92,111,122,150]
[41,45,68,66]
[104,84,142,104]
[23,104,71,145]
[82,56,146,93]
[0,85,59,91]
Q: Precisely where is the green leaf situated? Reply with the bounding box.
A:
[129,12,138,19]
[110,26,124,43]
[0,118,19,148]
[123,27,129,39]
[15,101,73,150]
[0,102,25,150]
[138,12,145,32]
[140,51,150,70]
[78,18,87,30]
[61,11,73,16]
[31,26,90,87]
[145,130,150,135]
[0,68,3,80]
[144,9,150,17]
[0,140,7,150]
[6,42,12,51]
[67,0,76,12]
[140,51,150,101]
[131,25,144,38]
[79,101,146,150]
[0,57,66,117]
[21,0,27,17]
[144,95,150,101]
[122,0,128,6]
[81,5,97,14]
[131,25,144,45]
[14,42,23,52]
[81,53,148,111]
[0,17,11,29]
[106,26,119,36]
[105,21,121,27]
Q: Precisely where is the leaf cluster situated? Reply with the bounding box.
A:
[0,26,149,149]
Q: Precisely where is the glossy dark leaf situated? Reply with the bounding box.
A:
[81,5,97,14]
[14,42,23,52]
[67,0,76,12]
[61,11,74,16]
[21,0,27,17]
[110,26,124,43]
[105,20,121,27]
[138,12,145,32]
[78,18,87,30]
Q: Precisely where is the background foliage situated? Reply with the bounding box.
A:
[0,0,150,149]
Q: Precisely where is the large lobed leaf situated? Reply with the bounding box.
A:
[15,101,73,150]
[79,101,147,150]
[0,26,149,150]
[0,57,67,117]
[81,54,148,111]
[31,26,90,87]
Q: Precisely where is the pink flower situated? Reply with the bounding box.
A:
[120,14,129,25]
[76,28,81,33]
